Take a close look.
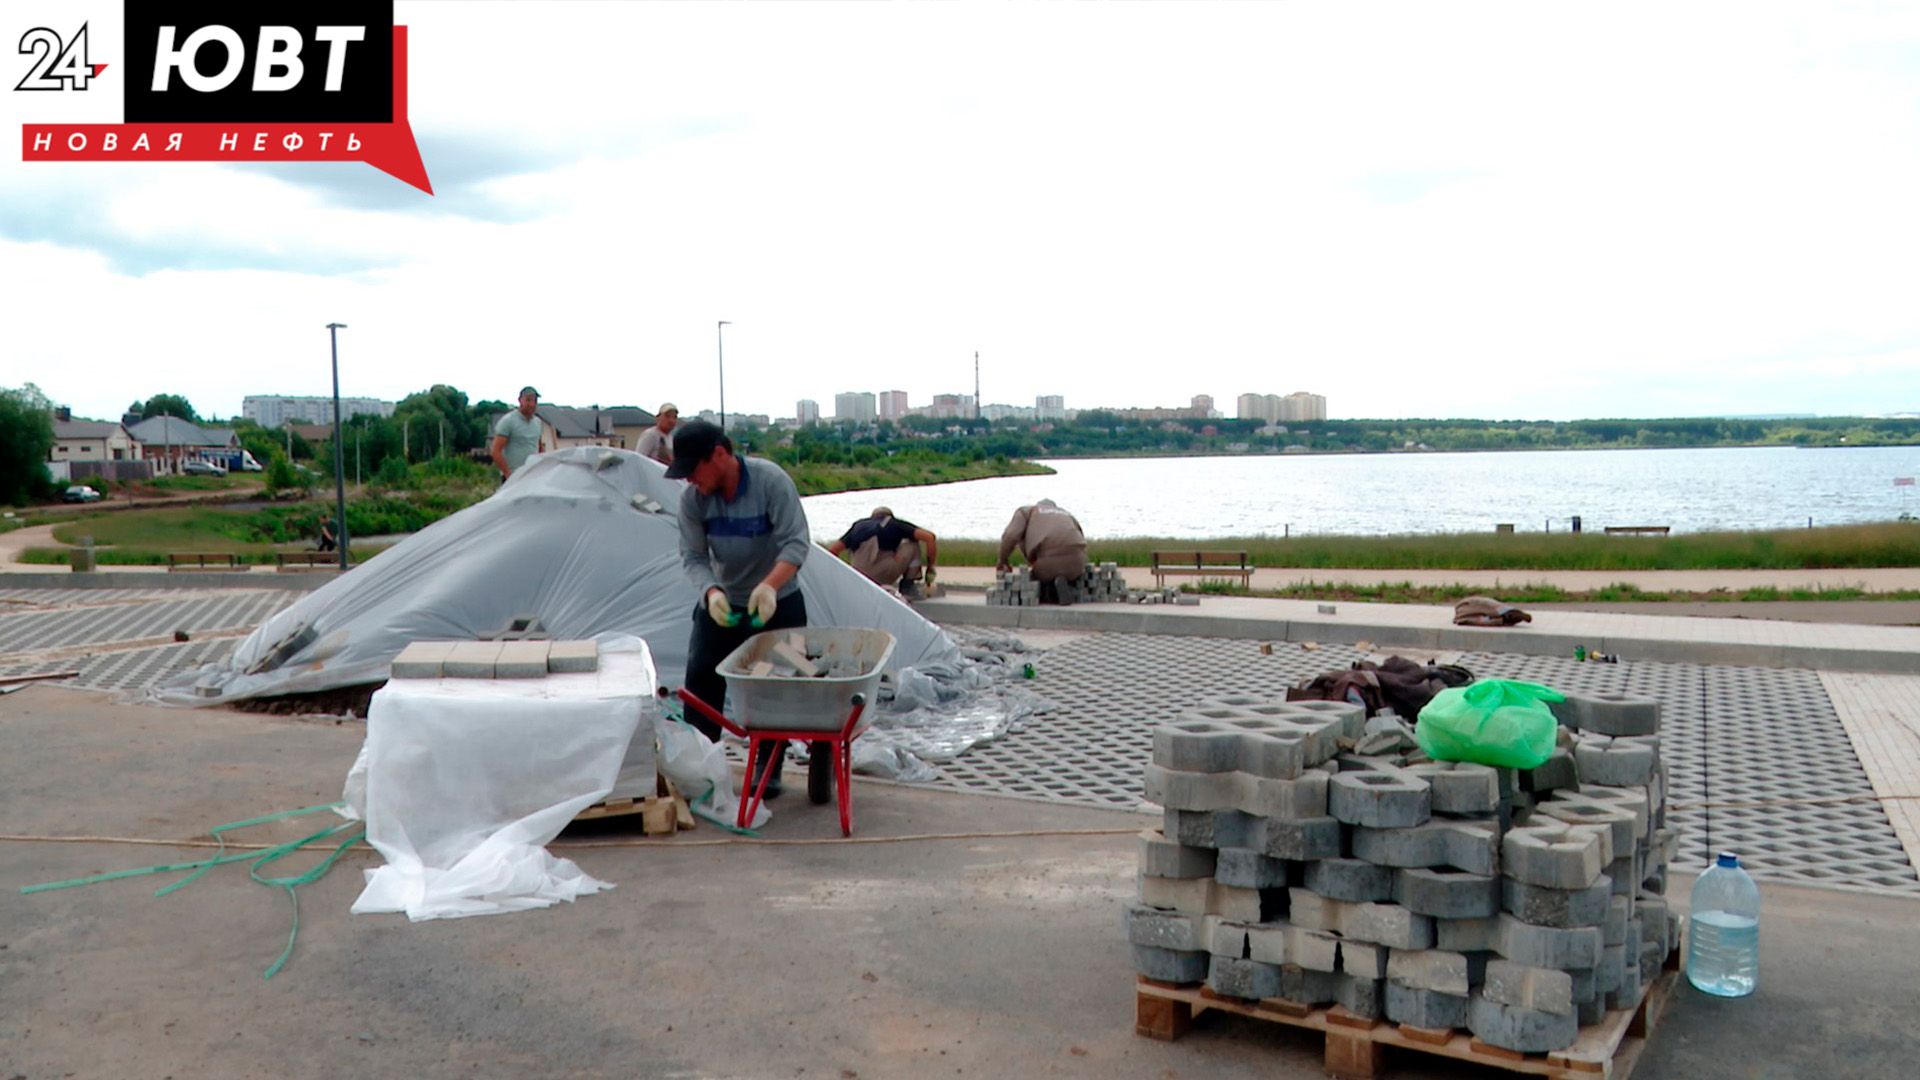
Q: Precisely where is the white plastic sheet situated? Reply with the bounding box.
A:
[151,447,961,707]
[347,644,654,921]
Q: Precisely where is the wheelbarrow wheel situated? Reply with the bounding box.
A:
[808,740,834,805]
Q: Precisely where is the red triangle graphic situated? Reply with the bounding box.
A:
[92,63,108,77]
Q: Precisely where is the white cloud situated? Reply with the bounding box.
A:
[3,1,1919,422]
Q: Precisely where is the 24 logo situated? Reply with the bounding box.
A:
[16,23,105,91]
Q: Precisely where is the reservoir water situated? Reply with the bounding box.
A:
[799,445,1920,541]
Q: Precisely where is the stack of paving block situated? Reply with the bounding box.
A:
[985,569,1042,606]
[391,639,599,679]
[736,633,864,679]
[1123,690,1679,1055]
[1076,562,1127,603]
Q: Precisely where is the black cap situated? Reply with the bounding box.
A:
[663,419,730,479]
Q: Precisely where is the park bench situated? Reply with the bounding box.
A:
[167,552,239,572]
[1603,526,1671,536]
[276,551,347,572]
[1150,550,1255,589]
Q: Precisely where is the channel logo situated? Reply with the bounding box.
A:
[15,0,431,193]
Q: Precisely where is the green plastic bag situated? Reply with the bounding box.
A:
[1414,680,1565,769]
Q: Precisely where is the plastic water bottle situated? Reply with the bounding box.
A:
[1687,852,1760,997]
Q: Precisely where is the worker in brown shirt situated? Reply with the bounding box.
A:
[996,498,1089,605]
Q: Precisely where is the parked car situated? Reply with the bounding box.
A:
[62,485,103,503]
[181,460,227,477]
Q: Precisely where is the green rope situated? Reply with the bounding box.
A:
[247,821,366,979]
[20,802,366,979]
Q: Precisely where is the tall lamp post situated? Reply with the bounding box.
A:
[327,322,350,572]
[716,320,731,429]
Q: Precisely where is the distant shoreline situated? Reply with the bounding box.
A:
[1021,442,1907,464]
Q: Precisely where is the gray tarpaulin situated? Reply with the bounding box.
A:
[151,447,962,707]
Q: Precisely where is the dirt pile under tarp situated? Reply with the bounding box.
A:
[151,447,963,708]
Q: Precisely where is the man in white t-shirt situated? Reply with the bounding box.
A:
[635,403,678,467]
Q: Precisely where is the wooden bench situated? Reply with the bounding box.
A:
[1151,550,1255,589]
[276,551,347,572]
[167,552,240,571]
[1603,526,1671,536]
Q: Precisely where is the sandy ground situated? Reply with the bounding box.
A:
[3,684,1918,1079]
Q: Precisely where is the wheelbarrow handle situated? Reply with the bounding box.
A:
[671,686,748,739]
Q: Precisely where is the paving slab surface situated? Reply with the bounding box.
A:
[4,585,1916,895]
[936,627,1920,897]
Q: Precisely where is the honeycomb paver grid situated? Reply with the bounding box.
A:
[0,637,238,691]
[0,591,290,653]
[920,630,1920,897]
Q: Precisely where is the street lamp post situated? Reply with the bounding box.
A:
[327,322,349,572]
[717,320,731,429]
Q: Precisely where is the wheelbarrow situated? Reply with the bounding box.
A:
[674,627,896,837]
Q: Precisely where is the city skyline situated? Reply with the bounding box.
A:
[7,4,1920,423]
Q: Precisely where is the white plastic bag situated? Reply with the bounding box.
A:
[656,715,771,830]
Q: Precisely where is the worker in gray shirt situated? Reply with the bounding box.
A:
[667,419,811,796]
[489,386,548,482]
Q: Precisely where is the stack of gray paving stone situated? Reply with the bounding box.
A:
[1076,562,1126,603]
[984,563,1200,606]
[985,570,1042,607]
[1123,690,1681,1055]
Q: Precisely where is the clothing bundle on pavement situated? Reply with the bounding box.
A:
[1286,656,1475,720]
[1453,595,1534,626]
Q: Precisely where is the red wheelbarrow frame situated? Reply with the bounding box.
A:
[674,687,868,837]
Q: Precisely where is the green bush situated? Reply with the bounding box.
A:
[265,454,298,494]
[377,454,410,486]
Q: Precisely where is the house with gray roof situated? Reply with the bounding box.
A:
[51,417,141,463]
[126,416,238,473]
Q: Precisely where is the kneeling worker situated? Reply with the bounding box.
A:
[667,420,811,796]
[996,498,1088,604]
[827,507,938,600]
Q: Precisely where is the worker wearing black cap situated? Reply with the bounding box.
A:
[667,420,811,797]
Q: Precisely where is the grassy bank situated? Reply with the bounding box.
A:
[786,458,1052,496]
[1183,580,1920,605]
[17,456,1051,563]
[937,522,1920,571]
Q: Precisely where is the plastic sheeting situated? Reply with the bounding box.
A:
[346,642,653,921]
[844,633,1055,782]
[150,447,961,707]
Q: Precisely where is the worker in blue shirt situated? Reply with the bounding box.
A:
[668,420,811,796]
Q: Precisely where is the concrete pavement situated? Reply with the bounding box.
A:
[931,563,1920,594]
[917,584,1920,675]
[3,684,1917,1079]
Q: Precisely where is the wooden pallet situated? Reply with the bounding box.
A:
[1136,959,1678,1080]
[573,779,695,835]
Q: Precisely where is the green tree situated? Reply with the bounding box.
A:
[1,386,57,505]
[133,394,200,424]
[396,384,487,460]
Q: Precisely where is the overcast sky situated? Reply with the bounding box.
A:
[5,1,1920,424]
